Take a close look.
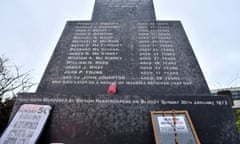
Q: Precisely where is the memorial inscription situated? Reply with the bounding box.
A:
[7,0,240,143]
[38,21,209,95]
[98,0,144,8]
[9,93,239,144]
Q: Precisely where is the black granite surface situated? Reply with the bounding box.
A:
[37,21,210,95]
[10,93,239,144]
[7,0,240,143]
[92,0,156,22]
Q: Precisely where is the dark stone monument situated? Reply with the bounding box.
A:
[37,0,210,95]
[7,0,240,143]
[11,93,239,144]
[92,0,156,21]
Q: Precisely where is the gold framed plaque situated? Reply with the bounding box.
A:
[150,110,200,144]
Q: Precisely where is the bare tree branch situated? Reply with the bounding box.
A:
[0,56,34,101]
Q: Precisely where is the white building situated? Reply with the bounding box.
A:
[211,87,240,109]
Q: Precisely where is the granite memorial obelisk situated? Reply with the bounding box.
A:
[4,0,239,143]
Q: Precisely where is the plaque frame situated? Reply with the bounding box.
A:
[150,110,200,144]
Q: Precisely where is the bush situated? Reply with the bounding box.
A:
[0,98,15,135]
[234,109,240,133]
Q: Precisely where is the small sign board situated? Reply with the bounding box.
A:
[150,110,200,144]
[0,104,52,144]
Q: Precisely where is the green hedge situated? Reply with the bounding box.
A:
[235,109,240,133]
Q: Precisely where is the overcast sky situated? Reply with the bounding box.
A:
[0,0,240,92]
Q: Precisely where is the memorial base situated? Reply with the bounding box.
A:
[9,93,240,144]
